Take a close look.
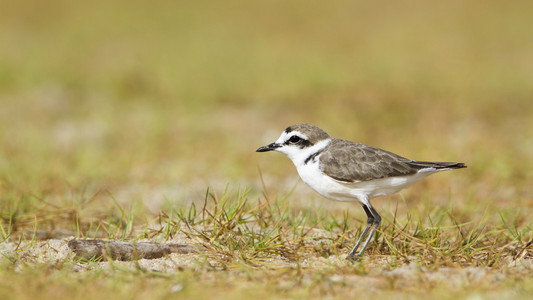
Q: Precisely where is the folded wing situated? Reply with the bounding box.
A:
[319,139,465,183]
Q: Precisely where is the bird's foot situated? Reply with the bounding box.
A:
[345,254,361,263]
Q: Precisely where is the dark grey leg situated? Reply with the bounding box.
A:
[347,225,371,257]
[346,204,381,261]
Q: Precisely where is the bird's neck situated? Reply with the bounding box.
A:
[289,138,331,167]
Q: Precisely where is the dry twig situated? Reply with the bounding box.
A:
[68,239,199,261]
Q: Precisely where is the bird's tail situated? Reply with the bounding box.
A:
[406,161,467,170]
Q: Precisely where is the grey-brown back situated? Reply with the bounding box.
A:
[319,139,466,182]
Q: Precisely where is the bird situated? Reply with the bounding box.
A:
[256,124,466,261]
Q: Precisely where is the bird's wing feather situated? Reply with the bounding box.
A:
[319,139,420,182]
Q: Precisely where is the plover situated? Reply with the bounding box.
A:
[256,124,466,261]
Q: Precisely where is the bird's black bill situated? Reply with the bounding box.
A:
[256,143,280,152]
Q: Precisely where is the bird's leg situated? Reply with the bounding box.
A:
[346,204,381,262]
[356,205,381,257]
[346,210,373,258]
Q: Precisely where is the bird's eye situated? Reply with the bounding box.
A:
[288,136,302,144]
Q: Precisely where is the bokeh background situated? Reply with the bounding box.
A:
[1,0,532,223]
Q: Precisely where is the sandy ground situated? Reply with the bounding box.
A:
[2,236,532,294]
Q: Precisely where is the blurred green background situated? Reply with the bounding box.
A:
[1,0,532,216]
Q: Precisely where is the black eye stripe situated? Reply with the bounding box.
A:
[284,135,302,145]
[284,135,312,148]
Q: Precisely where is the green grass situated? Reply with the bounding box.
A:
[1,0,533,299]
